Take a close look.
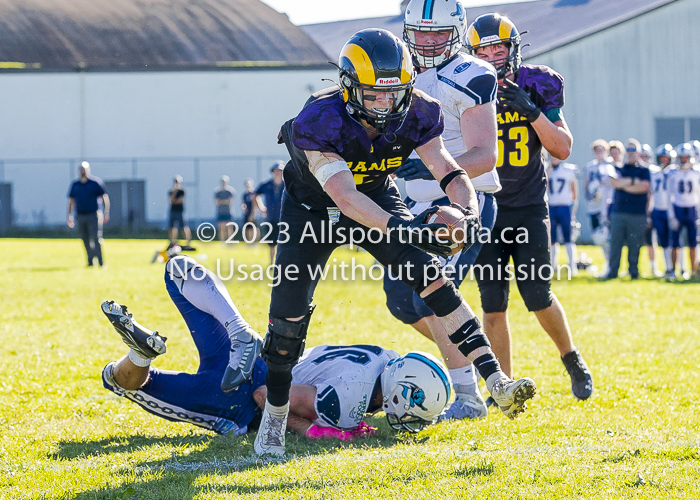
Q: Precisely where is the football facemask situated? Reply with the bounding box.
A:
[403,0,467,69]
[380,352,451,433]
[466,13,522,79]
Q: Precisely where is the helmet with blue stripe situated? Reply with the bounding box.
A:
[403,0,468,69]
[675,142,695,166]
[380,351,451,432]
[655,143,676,166]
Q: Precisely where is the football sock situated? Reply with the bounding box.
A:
[664,247,673,273]
[179,268,250,338]
[266,370,293,407]
[128,349,152,367]
[565,242,577,269]
[266,401,289,419]
[550,243,559,269]
[449,365,479,396]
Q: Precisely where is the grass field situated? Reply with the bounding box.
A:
[0,238,698,499]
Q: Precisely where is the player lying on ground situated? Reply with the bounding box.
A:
[101,255,451,441]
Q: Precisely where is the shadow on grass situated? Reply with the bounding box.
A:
[57,415,457,500]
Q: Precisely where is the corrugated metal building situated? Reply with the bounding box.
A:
[303,0,699,239]
[0,0,336,227]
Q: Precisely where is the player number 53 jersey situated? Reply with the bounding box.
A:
[495,64,565,208]
[292,345,399,430]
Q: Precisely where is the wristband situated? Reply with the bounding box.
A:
[439,169,469,193]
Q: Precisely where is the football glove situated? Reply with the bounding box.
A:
[393,159,434,181]
[387,207,453,258]
[498,79,541,122]
[449,202,481,253]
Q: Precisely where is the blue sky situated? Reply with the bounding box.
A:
[260,0,537,25]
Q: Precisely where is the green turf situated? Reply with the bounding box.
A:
[0,239,698,499]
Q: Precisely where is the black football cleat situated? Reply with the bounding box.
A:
[562,349,593,400]
[101,300,167,359]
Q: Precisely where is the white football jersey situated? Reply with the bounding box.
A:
[406,53,500,202]
[292,344,399,430]
[547,162,578,206]
[667,166,700,208]
[585,159,617,214]
[649,165,669,211]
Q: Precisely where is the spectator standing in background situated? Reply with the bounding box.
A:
[608,140,624,168]
[667,143,700,279]
[241,178,258,243]
[254,162,285,264]
[169,175,194,251]
[67,161,110,267]
[650,144,677,279]
[547,155,579,275]
[215,175,236,245]
[639,144,660,276]
[606,139,651,279]
[584,140,617,275]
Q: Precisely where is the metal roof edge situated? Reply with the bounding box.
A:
[524,0,679,59]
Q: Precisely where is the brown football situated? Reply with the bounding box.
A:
[424,206,467,256]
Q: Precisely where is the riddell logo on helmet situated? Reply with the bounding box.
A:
[419,19,436,24]
[376,77,401,85]
[480,35,501,43]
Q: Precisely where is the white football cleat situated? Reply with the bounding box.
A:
[489,377,536,419]
[437,393,488,421]
[254,405,288,457]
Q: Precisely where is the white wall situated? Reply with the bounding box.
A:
[526,0,700,236]
[0,68,336,225]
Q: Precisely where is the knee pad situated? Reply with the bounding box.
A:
[165,255,203,293]
[413,262,443,295]
[421,280,463,317]
[478,284,509,314]
[262,306,315,373]
[519,281,554,312]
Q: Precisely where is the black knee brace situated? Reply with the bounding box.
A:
[262,306,315,373]
[421,280,463,317]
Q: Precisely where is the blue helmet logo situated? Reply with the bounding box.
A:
[400,383,428,411]
[451,2,465,22]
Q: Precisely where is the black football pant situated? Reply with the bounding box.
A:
[77,212,104,266]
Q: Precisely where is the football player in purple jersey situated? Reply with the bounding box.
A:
[466,14,593,402]
[234,29,537,456]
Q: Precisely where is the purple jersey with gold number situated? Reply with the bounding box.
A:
[280,87,444,209]
[495,64,565,208]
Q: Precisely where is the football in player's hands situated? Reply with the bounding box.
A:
[423,205,479,256]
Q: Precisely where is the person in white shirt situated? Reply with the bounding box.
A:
[584,140,617,275]
[649,144,677,278]
[547,156,578,274]
[639,144,659,276]
[667,143,700,278]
